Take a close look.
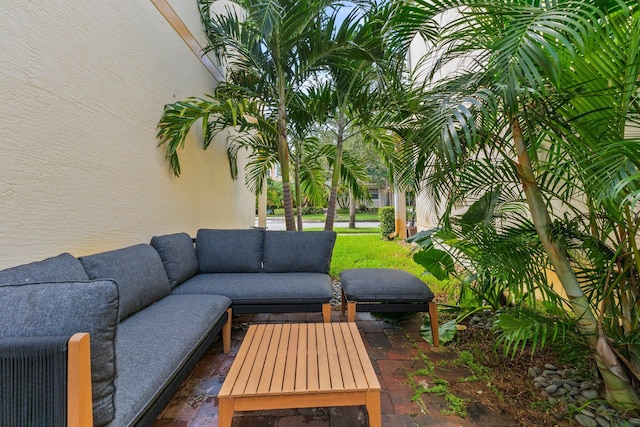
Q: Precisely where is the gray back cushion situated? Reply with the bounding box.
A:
[263,231,336,273]
[150,233,198,288]
[0,253,89,284]
[196,229,265,273]
[0,280,119,427]
[80,244,171,321]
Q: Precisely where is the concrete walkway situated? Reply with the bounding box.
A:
[256,217,380,231]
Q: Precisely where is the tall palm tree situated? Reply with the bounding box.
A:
[392,0,640,408]
[317,3,406,230]
[158,0,346,230]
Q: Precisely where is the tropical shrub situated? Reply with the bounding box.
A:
[395,0,640,408]
[378,206,395,238]
[301,206,325,215]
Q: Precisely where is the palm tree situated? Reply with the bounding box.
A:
[318,3,405,230]
[158,0,348,231]
[392,0,640,408]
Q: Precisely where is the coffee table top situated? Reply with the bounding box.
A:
[219,322,380,398]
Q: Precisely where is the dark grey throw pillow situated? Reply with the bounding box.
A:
[196,229,265,273]
[79,244,171,321]
[150,233,198,288]
[0,280,119,427]
[0,253,89,284]
[263,231,336,274]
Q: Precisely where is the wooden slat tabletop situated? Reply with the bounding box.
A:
[219,323,380,399]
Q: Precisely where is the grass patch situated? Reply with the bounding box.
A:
[330,235,442,290]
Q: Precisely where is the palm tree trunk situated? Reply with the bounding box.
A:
[349,192,356,229]
[294,150,304,231]
[325,120,345,231]
[511,115,639,409]
[278,87,296,231]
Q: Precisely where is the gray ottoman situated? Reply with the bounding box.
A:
[340,268,439,346]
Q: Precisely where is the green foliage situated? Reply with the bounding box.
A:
[493,308,587,360]
[378,206,395,238]
[411,189,560,346]
[412,247,455,281]
[421,319,456,346]
[337,207,379,215]
[266,178,283,210]
[330,235,443,292]
[443,393,469,417]
[395,0,640,406]
[455,351,489,376]
[420,305,492,346]
[301,206,324,215]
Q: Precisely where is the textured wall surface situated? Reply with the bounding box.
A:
[0,0,254,269]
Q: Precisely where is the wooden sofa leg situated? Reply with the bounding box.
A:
[341,289,347,314]
[67,333,93,427]
[428,301,439,347]
[322,303,331,323]
[347,302,356,322]
[223,308,232,354]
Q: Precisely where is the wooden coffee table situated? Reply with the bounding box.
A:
[218,322,381,427]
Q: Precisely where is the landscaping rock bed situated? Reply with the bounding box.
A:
[330,280,342,309]
[468,310,640,427]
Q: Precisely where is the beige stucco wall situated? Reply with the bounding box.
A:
[0,0,254,269]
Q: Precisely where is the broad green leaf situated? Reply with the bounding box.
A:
[413,248,455,281]
[421,319,457,345]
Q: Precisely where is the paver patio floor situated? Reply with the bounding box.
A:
[151,311,493,427]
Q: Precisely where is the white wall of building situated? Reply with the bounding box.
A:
[0,0,254,269]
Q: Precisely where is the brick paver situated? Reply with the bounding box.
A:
[153,311,448,427]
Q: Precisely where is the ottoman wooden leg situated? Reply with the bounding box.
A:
[428,301,439,347]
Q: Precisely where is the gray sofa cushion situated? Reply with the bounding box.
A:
[111,294,230,426]
[196,229,264,273]
[340,268,435,302]
[263,231,336,274]
[0,280,119,427]
[173,272,332,304]
[80,244,171,321]
[0,253,89,284]
[150,233,198,288]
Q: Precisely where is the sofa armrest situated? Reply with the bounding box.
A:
[68,333,93,427]
[0,333,93,427]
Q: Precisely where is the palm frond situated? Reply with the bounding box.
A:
[494,307,582,359]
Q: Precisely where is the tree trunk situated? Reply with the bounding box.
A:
[349,193,356,229]
[278,86,296,231]
[511,115,640,410]
[294,147,304,231]
[325,119,345,231]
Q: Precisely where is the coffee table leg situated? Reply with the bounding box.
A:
[366,390,381,427]
[347,302,356,322]
[218,397,234,427]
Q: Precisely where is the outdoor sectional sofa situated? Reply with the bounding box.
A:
[0,228,336,427]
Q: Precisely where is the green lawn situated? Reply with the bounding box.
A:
[330,234,444,293]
